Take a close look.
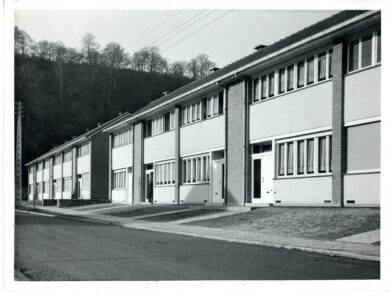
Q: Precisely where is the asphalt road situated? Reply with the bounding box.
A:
[15,212,380,281]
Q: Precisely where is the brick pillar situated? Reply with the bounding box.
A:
[226,80,247,206]
[108,134,113,202]
[33,165,37,202]
[49,157,54,199]
[71,146,78,199]
[174,106,181,204]
[331,40,347,206]
[133,122,144,203]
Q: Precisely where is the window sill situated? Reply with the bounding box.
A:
[155,184,175,187]
[251,78,332,106]
[345,63,381,77]
[275,173,331,180]
[181,182,210,186]
[144,129,175,139]
[112,188,127,190]
[112,143,132,149]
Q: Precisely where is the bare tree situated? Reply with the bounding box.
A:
[186,58,199,80]
[81,33,100,66]
[102,41,125,89]
[170,61,187,76]
[53,41,67,104]
[14,27,33,56]
[196,53,216,78]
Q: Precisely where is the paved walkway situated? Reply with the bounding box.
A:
[18,204,380,262]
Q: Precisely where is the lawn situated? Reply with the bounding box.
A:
[186,207,380,240]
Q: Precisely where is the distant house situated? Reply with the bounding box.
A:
[26,113,129,205]
[27,10,381,207]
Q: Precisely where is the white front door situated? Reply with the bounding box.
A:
[252,153,273,204]
[212,161,224,204]
[127,169,133,204]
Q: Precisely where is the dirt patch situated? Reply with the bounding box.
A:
[186,207,380,240]
[138,209,224,222]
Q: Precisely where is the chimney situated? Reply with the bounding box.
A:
[163,91,169,96]
[254,44,268,51]
[97,123,101,127]
[209,67,220,73]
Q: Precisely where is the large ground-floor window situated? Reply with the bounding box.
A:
[113,170,126,189]
[277,133,332,177]
[155,161,175,186]
[182,154,210,184]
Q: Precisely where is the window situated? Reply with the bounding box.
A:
[261,75,267,100]
[328,49,333,78]
[182,154,210,184]
[253,77,260,102]
[38,183,43,194]
[297,60,305,88]
[63,178,71,192]
[377,31,381,63]
[44,160,50,169]
[361,34,372,68]
[268,72,275,97]
[287,65,294,91]
[113,170,126,189]
[349,39,359,72]
[37,162,43,171]
[78,142,90,157]
[182,93,223,126]
[279,68,286,94]
[63,151,72,162]
[155,161,175,186]
[113,129,131,147]
[306,56,314,85]
[44,181,49,193]
[145,120,152,137]
[277,134,332,177]
[81,173,90,190]
[318,52,327,81]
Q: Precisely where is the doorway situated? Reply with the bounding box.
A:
[252,152,273,204]
[127,168,133,204]
[212,160,224,204]
[144,169,154,203]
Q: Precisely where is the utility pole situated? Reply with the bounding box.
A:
[15,101,23,207]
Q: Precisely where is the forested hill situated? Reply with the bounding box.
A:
[15,54,192,166]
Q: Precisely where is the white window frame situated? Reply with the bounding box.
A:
[276,132,332,178]
[113,128,132,148]
[113,169,127,189]
[182,154,210,185]
[78,142,90,157]
[155,160,175,187]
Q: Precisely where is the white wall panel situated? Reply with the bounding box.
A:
[180,184,209,204]
[77,155,90,174]
[153,186,176,204]
[112,144,133,170]
[53,165,62,179]
[344,173,380,205]
[63,162,72,177]
[144,131,175,163]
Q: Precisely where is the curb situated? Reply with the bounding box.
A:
[16,207,380,263]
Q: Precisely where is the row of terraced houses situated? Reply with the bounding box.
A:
[26,10,381,208]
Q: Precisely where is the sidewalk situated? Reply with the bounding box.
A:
[17,203,380,262]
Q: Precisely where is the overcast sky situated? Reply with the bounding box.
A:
[14,10,337,68]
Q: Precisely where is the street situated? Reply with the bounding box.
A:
[15,212,380,281]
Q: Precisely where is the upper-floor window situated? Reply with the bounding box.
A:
[277,133,332,178]
[348,30,381,73]
[37,162,43,171]
[54,155,61,166]
[182,92,224,125]
[113,129,132,148]
[155,161,175,186]
[253,50,333,103]
[78,142,90,157]
[63,151,72,162]
[145,111,175,138]
[44,159,50,169]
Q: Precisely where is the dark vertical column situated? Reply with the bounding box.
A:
[174,106,181,204]
[108,134,112,202]
[71,146,78,199]
[49,157,54,199]
[133,122,144,203]
[331,40,347,206]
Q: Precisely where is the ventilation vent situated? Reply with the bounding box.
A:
[324,200,332,204]
[204,200,208,203]
[346,200,356,204]
[275,200,281,204]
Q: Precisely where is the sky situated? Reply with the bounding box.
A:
[14,9,338,68]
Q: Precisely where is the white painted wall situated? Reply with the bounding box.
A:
[112,144,133,170]
[344,173,380,205]
[250,81,332,141]
[43,168,49,181]
[180,115,225,156]
[53,165,62,179]
[55,191,62,199]
[43,193,49,199]
[153,186,176,204]
[80,189,90,199]
[63,162,72,177]
[62,191,71,199]
[111,189,128,203]
[37,172,42,182]
[180,184,209,204]
[144,131,175,163]
[274,176,332,204]
[77,155,90,174]
[345,67,381,123]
